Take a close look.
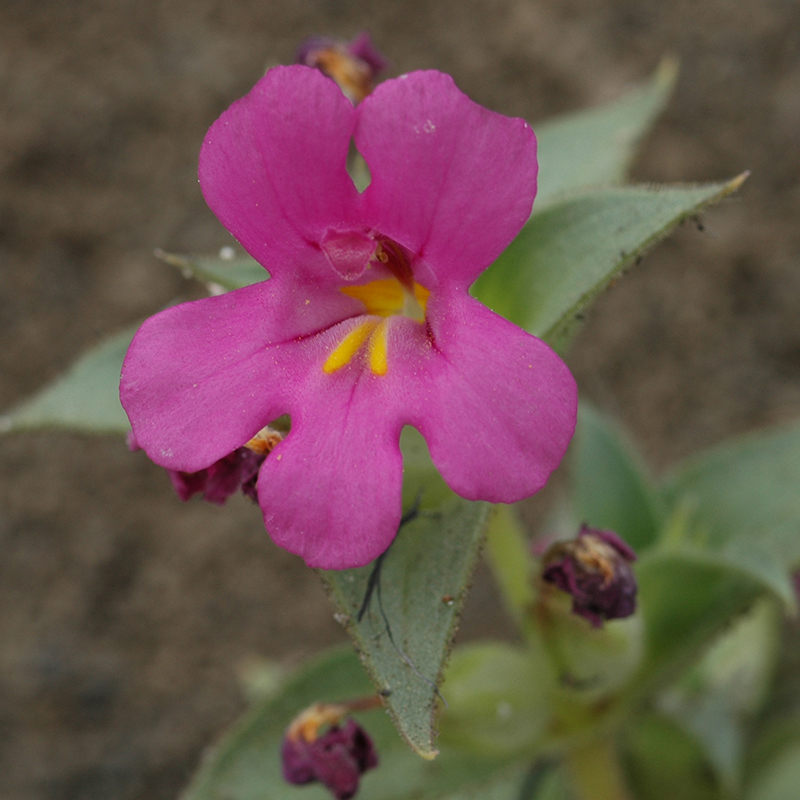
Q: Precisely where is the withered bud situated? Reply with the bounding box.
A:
[127,425,285,505]
[282,699,380,800]
[542,525,637,628]
[168,447,264,504]
[297,32,387,103]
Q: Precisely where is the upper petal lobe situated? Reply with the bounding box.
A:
[199,66,361,286]
[355,71,538,289]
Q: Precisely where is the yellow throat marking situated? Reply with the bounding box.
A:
[341,278,429,321]
[322,318,390,377]
[323,321,377,374]
[323,278,429,377]
[368,320,389,376]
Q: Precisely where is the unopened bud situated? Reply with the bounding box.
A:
[542,525,637,627]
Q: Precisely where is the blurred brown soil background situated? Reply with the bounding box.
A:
[1,1,799,798]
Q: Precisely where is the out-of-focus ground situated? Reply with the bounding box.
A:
[1,1,799,798]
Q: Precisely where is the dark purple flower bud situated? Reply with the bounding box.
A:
[167,447,265,505]
[127,426,283,505]
[542,525,637,628]
[296,32,387,103]
[282,702,379,800]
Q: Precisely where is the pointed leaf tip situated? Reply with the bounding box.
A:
[474,180,747,353]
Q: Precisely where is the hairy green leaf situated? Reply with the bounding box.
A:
[662,418,800,610]
[399,426,456,512]
[319,499,490,758]
[472,176,748,352]
[631,550,764,698]
[657,599,780,792]
[535,58,678,207]
[182,646,521,800]
[0,327,135,435]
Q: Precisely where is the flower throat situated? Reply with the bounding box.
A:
[323,236,430,377]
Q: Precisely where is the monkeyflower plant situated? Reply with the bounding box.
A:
[7,33,799,800]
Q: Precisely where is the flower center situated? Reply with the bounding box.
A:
[322,237,430,377]
[340,277,429,321]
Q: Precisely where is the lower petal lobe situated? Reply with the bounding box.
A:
[406,290,577,503]
[257,367,406,569]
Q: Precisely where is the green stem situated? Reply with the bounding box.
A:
[484,504,537,638]
[565,737,633,800]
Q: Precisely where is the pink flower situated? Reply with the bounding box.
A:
[120,66,577,569]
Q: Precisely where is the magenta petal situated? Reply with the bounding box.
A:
[355,71,537,288]
[257,369,405,570]
[410,291,576,502]
[124,67,574,574]
[120,281,356,473]
[199,66,360,284]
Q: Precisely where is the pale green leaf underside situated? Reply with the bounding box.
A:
[658,599,780,793]
[157,249,268,291]
[572,402,664,552]
[535,58,678,207]
[182,646,521,800]
[319,499,490,758]
[661,419,800,611]
[0,327,136,435]
[472,176,747,352]
[631,548,767,701]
